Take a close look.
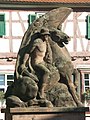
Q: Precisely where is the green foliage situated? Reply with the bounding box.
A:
[83,89,90,100]
[0,91,4,100]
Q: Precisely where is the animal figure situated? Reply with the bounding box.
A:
[5,7,83,107]
[48,29,83,106]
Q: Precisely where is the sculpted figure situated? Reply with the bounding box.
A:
[49,29,83,106]
[20,27,53,99]
[5,7,83,108]
[30,28,53,99]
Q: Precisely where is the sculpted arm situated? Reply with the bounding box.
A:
[19,53,38,82]
[20,53,29,73]
[30,39,40,53]
[20,40,39,69]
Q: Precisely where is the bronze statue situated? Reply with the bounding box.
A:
[5,7,83,108]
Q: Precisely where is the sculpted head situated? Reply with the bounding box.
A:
[50,30,70,47]
[40,27,50,41]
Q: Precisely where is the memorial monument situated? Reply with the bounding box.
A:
[5,7,82,108]
[2,7,89,120]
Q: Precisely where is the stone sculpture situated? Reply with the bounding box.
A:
[5,7,83,108]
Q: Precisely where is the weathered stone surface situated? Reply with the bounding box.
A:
[1,107,89,120]
[5,7,83,108]
[46,83,77,107]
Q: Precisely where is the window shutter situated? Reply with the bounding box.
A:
[28,14,36,26]
[0,14,5,36]
[86,15,90,39]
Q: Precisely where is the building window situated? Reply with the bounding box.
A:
[0,74,5,86]
[28,13,45,27]
[36,13,45,18]
[7,74,14,86]
[84,73,90,92]
[0,74,14,92]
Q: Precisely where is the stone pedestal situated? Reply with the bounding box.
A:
[1,107,89,120]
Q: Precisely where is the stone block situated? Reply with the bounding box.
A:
[1,107,89,120]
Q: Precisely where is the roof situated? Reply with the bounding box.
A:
[0,0,90,3]
[0,0,90,10]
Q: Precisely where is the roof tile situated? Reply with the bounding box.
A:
[1,0,90,3]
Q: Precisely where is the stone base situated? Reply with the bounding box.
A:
[1,107,89,120]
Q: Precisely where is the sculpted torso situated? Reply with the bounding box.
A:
[31,39,47,65]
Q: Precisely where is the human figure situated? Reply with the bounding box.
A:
[30,28,53,99]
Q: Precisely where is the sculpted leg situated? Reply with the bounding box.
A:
[33,63,50,99]
[38,72,49,99]
[67,78,83,107]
